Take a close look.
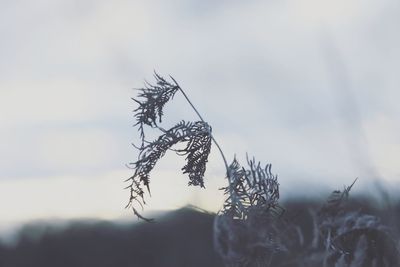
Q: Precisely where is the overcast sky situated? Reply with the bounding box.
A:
[1,0,400,231]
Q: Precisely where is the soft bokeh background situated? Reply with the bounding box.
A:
[1,0,399,236]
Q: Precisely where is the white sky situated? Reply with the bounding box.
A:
[1,0,400,231]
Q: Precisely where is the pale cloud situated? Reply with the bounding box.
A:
[0,80,105,125]
[0,169,131,226]
[35,128,119,172]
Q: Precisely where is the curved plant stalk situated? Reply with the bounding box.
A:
[169,76,231,176]
[169,76,235,200]
[126,72,230,221]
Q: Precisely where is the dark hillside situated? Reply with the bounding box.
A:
[0,199,399,267]
[0,208,222,267]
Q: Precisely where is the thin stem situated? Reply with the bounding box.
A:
[170,76,232,184]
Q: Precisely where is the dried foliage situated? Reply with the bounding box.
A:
[214,157,294,267]
[318,179,357,225]
[126,74,212,221]
[127,73,399,267]
[133,72,179,145]
[214,164,400,267]
[220,156,281,220]
[128,120,211,190]
[213,214,288,267]
[317,181,400,267]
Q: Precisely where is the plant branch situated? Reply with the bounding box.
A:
[169,76,232,184]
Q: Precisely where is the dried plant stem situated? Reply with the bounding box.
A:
[170,76,232,184]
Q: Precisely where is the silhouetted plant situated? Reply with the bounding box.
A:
[127,73,400,266]
[213,156,296,267]
[219,156,281,219]
[126,73,225,221]
[133,73,179,143]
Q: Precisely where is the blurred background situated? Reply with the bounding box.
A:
[1,0,399,265]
